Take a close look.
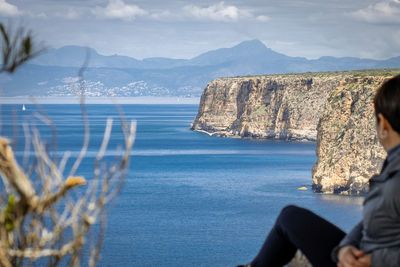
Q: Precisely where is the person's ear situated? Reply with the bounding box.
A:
[377,113,390,139]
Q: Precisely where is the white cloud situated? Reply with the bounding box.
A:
[48,8,82,20]
[23,10,47,19]
[35,12,47,19]
[182,2,267,22]
[150,10,176,21]
[94,0,147,21]
[0,0,21,17]
[0,1,76,20]
[63,8,81,20]
[351,0,400,24]
[256,15,270,22]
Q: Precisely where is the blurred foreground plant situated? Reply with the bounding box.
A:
[0,22,136,266]
[0,23,42,73]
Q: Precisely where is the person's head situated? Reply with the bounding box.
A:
[374,74,400,151]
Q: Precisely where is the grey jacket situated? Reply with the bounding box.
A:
[334,145,400,267]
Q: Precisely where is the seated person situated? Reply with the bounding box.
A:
[238,74,400,267]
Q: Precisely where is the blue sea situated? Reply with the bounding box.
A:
[1,104,363,267]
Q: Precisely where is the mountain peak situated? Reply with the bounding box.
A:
[234,39,268,49]
[189,39,287,66]
[229,39,287,60]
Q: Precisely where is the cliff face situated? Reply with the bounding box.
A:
[312,76,391,194]
[193,70,397,194]
[192,74,342,141]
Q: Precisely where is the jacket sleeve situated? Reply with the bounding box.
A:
[372,247,400,267]
[372,175,400,267]
[331,221,363,262]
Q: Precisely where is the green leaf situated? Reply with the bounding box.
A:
[4,194,15,232]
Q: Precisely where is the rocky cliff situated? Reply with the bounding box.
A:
[192,74,344,141]
[312,74,394,194]
[193,70,398,194]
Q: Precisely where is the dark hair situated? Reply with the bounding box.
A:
[374,74,400,134]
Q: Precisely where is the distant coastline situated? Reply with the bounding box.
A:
[0,97,200,105]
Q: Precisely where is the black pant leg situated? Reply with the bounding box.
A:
[251,205,346,267]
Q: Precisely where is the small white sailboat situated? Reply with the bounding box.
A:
[22,104,26,111]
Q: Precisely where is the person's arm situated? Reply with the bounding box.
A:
[371,247,400,267]
[331,221,363,262]
[371,177,400,267]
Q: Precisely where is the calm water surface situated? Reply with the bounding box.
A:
[1,104,363,267]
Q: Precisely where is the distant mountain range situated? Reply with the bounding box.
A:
[1,39,399,97]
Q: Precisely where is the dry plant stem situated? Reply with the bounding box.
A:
[0,22,138,266]
[0,138,37,205]
[0,110,135,266]
[68,51,90,178]
[0,244,12,267]
[0,34,135,265]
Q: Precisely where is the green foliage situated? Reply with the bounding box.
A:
[232,68,400,79]
[4,195,15,232]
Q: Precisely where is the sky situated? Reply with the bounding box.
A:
[0,0,399,60]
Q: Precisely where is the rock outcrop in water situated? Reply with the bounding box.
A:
[192,70,397,194]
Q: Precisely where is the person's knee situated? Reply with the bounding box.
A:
[277,205,308,225]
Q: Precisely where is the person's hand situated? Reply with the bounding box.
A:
[337,245,366,267]
[337,254,371,267]
[357,254,371,267]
